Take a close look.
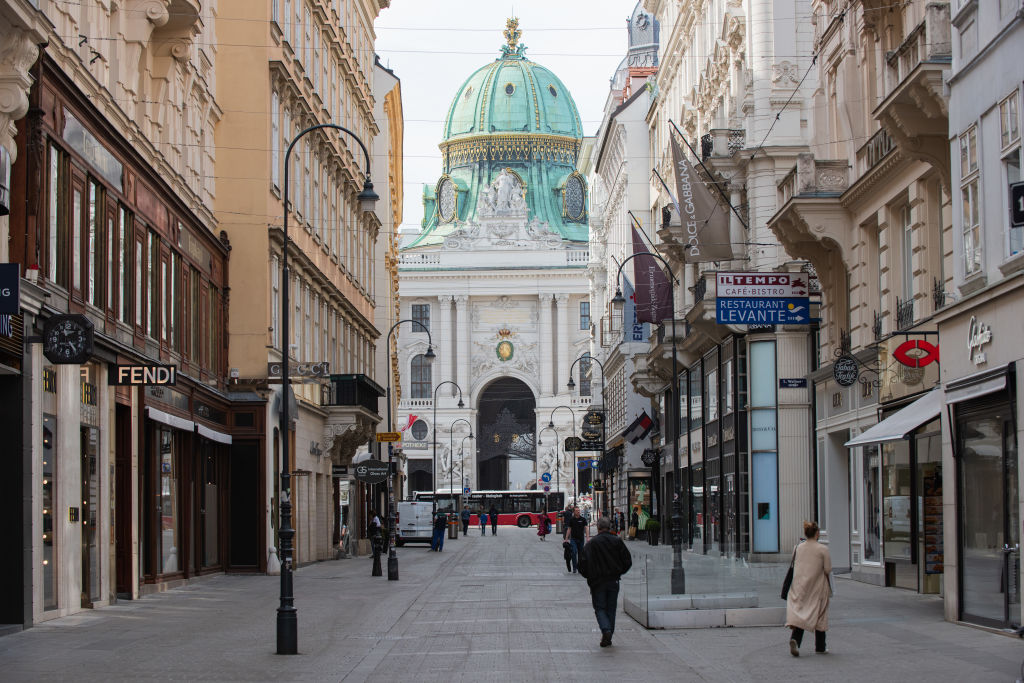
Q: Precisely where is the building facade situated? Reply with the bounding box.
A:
[641,0,816,557]
[934,0,1024,629]
[216,0,391,565]
[769,0,954,596]
[397,21,591,505]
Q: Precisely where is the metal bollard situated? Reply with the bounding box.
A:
[448,516,458,539]
[371,531,383,576]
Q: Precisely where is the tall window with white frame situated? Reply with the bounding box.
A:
[411,303,430,332]
[579,301,590,330]
[410,354,432,399]
[1000,90,1021,257]
[960,126,982,275]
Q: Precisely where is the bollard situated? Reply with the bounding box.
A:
[448,516,458,539]
[555,511,565,536]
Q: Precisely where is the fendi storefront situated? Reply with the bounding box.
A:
[937,276,1024,629]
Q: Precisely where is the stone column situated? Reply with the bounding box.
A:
[436,295,452,387]
[538,293,553,396]
[454,295,470,396]
[0,26,40,262]
[555,293,570,396]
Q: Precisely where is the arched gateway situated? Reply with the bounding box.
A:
[476,378,536,490]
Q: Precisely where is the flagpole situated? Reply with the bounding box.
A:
[667,120,749,231]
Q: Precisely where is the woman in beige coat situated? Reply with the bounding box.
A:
[786,520,832,656]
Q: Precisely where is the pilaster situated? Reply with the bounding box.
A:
[539,293,553,396]
[437,295,453,389]
[454,295,469,395]
[555,293,569,396]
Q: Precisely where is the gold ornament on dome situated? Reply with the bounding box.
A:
[504,17,522,51]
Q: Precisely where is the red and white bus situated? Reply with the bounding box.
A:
[414,489,564,528]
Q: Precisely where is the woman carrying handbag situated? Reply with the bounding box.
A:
[783,520,832,656]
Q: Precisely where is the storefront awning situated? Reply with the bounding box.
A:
[147,406,195,432]
[944,365,1008,404]
[196,423,232,445]
[845,387,943,447]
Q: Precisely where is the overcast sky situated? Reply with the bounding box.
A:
[374,1,636,235]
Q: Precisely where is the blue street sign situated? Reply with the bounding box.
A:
[577,460,589,470]
[543,485,550,492]
[716,297,811,325]
[540,472,551,483]
[463,487,471,495]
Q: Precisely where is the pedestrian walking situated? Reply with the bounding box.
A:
[611,508,620,534]
[479,511,488,536]
[563,506,589,573]
[461,506,471,534]
[786,520,833,656]
[430,510,448,552]
[628,508,639,540]
[579,517,632,648]
[489,504,499,535]
[537,510,551,540]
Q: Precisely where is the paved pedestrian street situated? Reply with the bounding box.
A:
[1,528,1022,682]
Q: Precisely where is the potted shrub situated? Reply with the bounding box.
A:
[645,520,661,546]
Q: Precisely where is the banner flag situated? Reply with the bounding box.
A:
[631,226,673,324]
[668,129,734,262]
[400,414,418,431]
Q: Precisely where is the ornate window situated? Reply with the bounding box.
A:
[436,176,457,224]
[563,172,587,221]
[411,303,430,332]
[504,82,516,96]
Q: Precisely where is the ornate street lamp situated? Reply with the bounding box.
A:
[567,354,606,512]
[432,380,464,514]
[547,405,577,505]
[385,319,434,581]
[278,122,377,654]
[611,253,685,595]
[448,418,474,534]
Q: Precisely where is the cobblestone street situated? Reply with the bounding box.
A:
[1,528,1022,682]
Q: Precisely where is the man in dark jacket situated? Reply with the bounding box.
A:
[460,506,471,534]
[579,517,633,647]
[430,511,447,552]
[489,505,499,535]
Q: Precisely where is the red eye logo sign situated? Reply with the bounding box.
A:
[893,339,940,368]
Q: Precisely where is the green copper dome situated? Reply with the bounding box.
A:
[406,19,589,250]
[442,53,583,139]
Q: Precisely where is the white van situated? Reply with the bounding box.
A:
[396,500,434,546]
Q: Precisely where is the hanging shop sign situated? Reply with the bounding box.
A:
[108,364,178,386]
[779,378,807,388]
[715,272,810,298]
[564,436,583,452]
[353,459,389,484]
[716,297,811,325]
[583,409,605,427]
[833,356,859,387]
[0,263,19,315]
[892,339,940,368]
[967,316,992,366]
[267,361,330,380]
[1010,181,1024,227]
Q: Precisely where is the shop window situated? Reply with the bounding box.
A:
[689,366,703,430]
[706,368,719,422]
[882,440,912,561]
[158,428,180,574]
[41,410,57,610]
[863,445,881,563]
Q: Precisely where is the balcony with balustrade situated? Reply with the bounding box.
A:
[872,4,951,188]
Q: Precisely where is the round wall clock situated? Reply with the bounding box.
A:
[437,177,457,223]
[496,340,514,361]
[42,314,94,365]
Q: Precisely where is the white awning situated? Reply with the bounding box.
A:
[196,423,232,445]
[845,388,943,447]
[146,407,195,432]
[945,370,1007,404]
[352,451,372,464]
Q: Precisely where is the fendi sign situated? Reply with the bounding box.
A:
[109,364,178,386]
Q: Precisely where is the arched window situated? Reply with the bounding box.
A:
[580,353,593,397]
[410,354,432,398]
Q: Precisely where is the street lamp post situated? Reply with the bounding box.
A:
[385,319,435,581]
[611,253,685,595]
[538,423,559,511]
[432,381,465,514]
[278,122,379,654]
[567,355,606,513]
[547,405,576,506]
[458,434,472,492]
[448,419,473,528]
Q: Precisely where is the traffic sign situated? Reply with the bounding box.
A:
[577,460,589,470]
[543,485,550,492]
[716,272,810,298]
[375,431,402,442]
[463,487,471,495]
[716,297,810,325]
[541,472,551,483]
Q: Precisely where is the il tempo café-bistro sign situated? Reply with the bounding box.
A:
[108,364,178,386]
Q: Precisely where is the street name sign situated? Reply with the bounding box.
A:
[716,297,810,325]
[716,272,810,298]
[375,431,402,442]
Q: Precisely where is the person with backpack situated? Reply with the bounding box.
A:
[579,517,633,648]
[430,510,448,552]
